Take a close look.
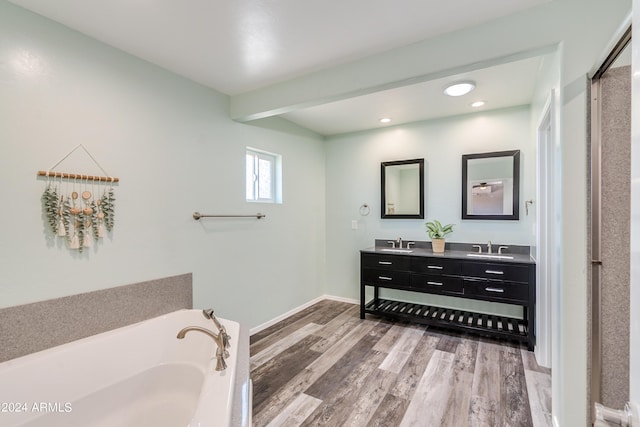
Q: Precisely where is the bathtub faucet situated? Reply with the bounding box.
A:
[176,326,228,371]
[202,309,231,356]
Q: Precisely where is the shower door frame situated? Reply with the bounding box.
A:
[589,25,632,422]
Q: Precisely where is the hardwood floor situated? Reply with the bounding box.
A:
[250,300,551,427]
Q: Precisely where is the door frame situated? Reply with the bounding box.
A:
[536,93,554,368]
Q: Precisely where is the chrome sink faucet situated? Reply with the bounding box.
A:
[487,241,493,254]
[387,238,404,248]
[176,326,228,371]
[202,309,231,356]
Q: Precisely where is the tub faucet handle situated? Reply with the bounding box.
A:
[215,348,227,371]
[202,309,231,353]
[202,309,225,332]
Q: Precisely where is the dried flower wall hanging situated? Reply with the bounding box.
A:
[38,144,119,254]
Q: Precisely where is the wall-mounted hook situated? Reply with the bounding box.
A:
[525,200,534,216]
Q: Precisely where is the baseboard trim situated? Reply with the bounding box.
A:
[249,295,358,336]
[321,294,359,305]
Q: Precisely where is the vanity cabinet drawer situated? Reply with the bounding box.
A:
[362,269,411,287]
[461,262,529,283]
[464,279,528,303]
[361,254,411,270]
[411,274,463,295]
[411,258,461,275]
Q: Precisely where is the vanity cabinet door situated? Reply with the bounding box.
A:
[411,274,463,295]
[463,279,528,303]
[461,261,529,283]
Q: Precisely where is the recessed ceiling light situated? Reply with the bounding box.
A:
[379,117,391,124]
[443,81,475,97]
[471,101,486,108]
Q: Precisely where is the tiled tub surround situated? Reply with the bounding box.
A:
[0,273,193,363]
[0,309,251,427]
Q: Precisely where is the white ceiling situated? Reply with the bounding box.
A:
[281,56,543,135]
[9,0,551,135]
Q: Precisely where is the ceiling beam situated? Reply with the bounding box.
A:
[229,0,629,123]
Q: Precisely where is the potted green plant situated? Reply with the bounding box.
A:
[425,220,454,253]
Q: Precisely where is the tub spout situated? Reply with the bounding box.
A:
[176,326,228,371]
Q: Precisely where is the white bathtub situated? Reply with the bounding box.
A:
[0,309,251,427]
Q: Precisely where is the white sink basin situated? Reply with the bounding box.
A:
[380,248,413,253]
[466,253,514,260]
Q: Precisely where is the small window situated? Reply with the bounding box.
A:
[246,148,282,203]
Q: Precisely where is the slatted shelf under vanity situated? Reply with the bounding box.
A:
[363,298,529,343]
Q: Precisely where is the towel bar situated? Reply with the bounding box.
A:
[193,212,265,220]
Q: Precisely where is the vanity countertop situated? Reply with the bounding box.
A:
[361,241,535,264]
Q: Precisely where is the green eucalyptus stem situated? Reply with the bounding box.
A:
[77,212,85,252]
[42,185,59,234]
[91,201,100,239]
[101,189,115,232]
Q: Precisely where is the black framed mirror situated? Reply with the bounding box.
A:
[462,150,520,220]
[381,158,424,219]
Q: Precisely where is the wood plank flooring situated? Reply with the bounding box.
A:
[250,300,551,427]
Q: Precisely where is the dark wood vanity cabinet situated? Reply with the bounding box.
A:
[360,252,536,350]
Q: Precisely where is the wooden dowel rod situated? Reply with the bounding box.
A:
[37,171,119,183]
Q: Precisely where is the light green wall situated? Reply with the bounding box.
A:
[0,1,326,329]
[325,106,535,302]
